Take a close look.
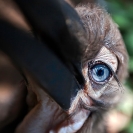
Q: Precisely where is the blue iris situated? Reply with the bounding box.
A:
[91,64,111,82]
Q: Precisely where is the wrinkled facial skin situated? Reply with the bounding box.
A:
[0,1,128,133]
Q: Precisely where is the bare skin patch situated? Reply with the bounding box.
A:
[50,46,118,133]
[81,46,118,99]
[95,46,118,72]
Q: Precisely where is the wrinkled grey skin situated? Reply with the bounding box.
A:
[0,0,128,133]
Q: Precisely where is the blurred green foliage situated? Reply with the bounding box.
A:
[107,0,133,74]
[107,0,133,133]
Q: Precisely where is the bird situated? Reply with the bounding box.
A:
[0,0,128,133]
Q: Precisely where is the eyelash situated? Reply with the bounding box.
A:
[88,60,113,85]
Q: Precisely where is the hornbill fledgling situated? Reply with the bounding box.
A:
[0,0,128,133]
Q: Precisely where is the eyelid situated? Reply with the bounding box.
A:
[94,46,118,73]
[88,60,114,84]
[94,60,121,88]
[89,60,114,74]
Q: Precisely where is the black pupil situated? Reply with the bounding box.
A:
[97,69,104,77]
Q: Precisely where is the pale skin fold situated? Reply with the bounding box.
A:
[49,46,118,133]
[0,0,128,133]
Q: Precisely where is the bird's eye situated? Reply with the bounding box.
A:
[89,63,112,83]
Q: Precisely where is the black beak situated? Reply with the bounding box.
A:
[0,0,87,110]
